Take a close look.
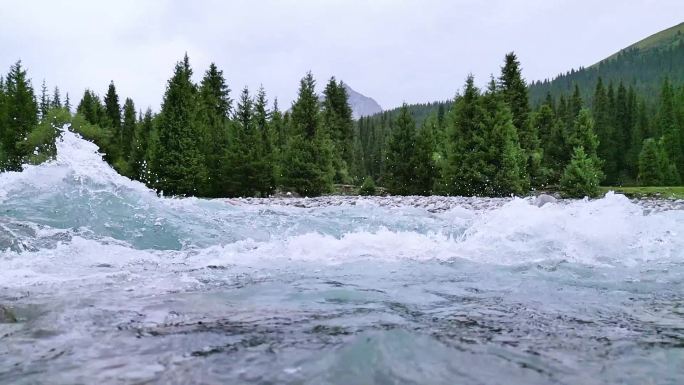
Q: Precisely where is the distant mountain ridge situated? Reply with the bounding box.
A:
[340,82,383,119]
[313,82,382,120]
[528,21,684,103]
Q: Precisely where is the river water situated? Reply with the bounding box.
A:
[0,129,683,384]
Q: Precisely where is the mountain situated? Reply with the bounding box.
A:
[529,22,684,104]
[340,82,383,119]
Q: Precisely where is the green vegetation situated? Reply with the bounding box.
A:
[600,186,684,199]
[529,23,684,104]
[359,176,376,196]
[2,23,684,199]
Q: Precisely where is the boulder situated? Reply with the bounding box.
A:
[534,194,558,207]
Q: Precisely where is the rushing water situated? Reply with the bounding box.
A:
[1,129,683,385]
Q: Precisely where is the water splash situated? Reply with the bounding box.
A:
[1,127,683,385]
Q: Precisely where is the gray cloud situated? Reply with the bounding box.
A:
[1,0,682,111]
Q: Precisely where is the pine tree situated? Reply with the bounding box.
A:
[197,63,231,196]
[282,72,333,196]
[412,117,438,195]
[130,108,153,180]
[253,86,275,196]
[483,81,528,196]
[322,78,354,183]
[560,147,602,198]
[638,138,665,186]
[0,77,7,168]
[2,61,38,170]
[154,54,207,196]
[592,77,617,184]
[385,104,418,195]
[440,75,488,196]
[51,86,62,109]
[658,79,683,176]
[121,98,136,160]
[532,100,564,183]
[39,79,50,121]
[64,93,71,113]
[76,90,104,125]
[103,81,122,148]
[560,108,604,197]
[499,52,540,187]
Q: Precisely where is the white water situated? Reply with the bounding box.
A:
[1,128,683,385]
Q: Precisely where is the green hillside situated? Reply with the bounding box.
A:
[529,22,684,104]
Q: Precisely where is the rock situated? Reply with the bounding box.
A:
[534,194,558,207]
[0,305,18,323]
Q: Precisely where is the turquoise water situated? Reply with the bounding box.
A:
[1,130,683,384]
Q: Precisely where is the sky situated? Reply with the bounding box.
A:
[1,0,683,112]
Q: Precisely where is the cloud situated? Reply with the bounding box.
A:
[1,0,683,111]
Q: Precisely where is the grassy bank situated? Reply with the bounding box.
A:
[601,186,684,199]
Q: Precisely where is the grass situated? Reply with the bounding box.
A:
[600,186,684,199]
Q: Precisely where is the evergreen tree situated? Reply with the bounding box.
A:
[359,175,377,196]
[51,86,62,109]
[103,81,122,148]
[322,78,354,183]
[658,79,683,175]
[560,147,602,198]
[76,90,104,125]
[440,75,488,196]
[592,77,617,184]
[130,108,153,180]
[154,54,207,196]
[39,79,50,121]
[638,138,666,185]
[282,72,333,196]
[412,117,438,195]
[483,81,528,196]
[253,86,275,196]
[560,108,604,197]
[197,63,231,196]
[2,61,38,170]
[499,52,540,187]
[385,104,418,195]
[532,101,564,183]
[64,93,71,113]
[121,98,136,160]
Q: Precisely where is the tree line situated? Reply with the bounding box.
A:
[1,53,683,198]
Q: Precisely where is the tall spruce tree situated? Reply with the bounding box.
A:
[197,63,231,197]
[560,108,604,197]
[64,93,71,113]
[51,86,62,109]
[121,98,136,160]
[2,61,38,170]
[253,86,275,196]
[385,104,418,195]
[658,79,683,176]
[499,52,540,187]
[103,81,122,148]
[592,77,618,184]
[282,72,333,196]
[225,87,257,196]
[483,80,528,196]
[532,101,564,183]
[130,108,153,180]
[77,90,104,125]
[155,54,207,195]
[440,75,488,196]
[0,77,6,167]
[412,117,438,195]
[39,80,50,121]
[322,78,354,183]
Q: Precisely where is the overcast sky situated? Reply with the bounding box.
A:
[1,0,683,112]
